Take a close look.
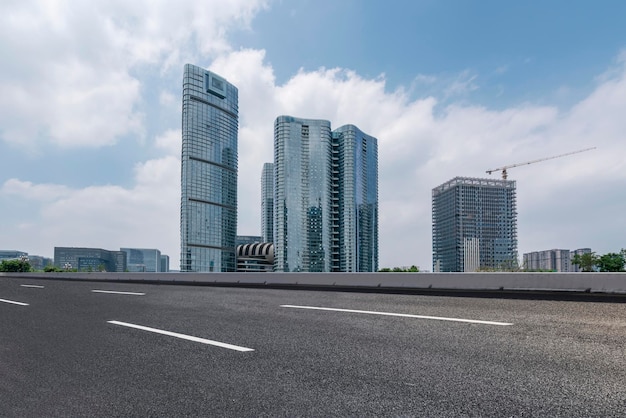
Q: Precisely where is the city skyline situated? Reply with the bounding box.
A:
[1,1,625,271]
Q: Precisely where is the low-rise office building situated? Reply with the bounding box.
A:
[121,248,165,272]
[54,247,127,272]
[0,250,28,260]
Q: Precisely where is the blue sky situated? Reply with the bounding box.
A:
[241,1,626,104]
[1,0,625,270]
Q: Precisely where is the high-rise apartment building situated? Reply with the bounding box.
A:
[432,177,517,272]
[180,64,238,272]
[273,116,378,272]
[261,162,274,243]
[570,248,592,272]
[523,249,571,272]
[332,125,378,272]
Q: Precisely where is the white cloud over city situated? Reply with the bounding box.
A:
[1,1,625,270]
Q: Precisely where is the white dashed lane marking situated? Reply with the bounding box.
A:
[92,290,146,296]
[20,284,44,289]
[0,298,29,306]
[280,305,513,326]
[107,320,255,352]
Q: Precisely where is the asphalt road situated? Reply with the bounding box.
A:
[1,277,625,417]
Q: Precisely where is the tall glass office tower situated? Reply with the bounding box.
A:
[274,116,332,272]
[261,162,274,243]
[273,116,378,272]
[180,64,238,272]
[432,177,517,272]
[332,125,379,272]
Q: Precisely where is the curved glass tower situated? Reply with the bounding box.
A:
[273,116,378,272]
[274,116,332,272]
[180,64,238,272]
[332,125,379,272]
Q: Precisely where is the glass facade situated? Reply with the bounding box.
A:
[120,248,162,272]
[180,64,238,272]
[273,116,378,272]
[274,116,332,272]
[261,162,274,243]
[53,247,127,272]
[160,255,170,272]
[432,177,518,272]
[0,250,28,260]
[332,125,379,272]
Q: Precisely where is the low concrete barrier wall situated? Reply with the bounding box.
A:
[2,271,626,294]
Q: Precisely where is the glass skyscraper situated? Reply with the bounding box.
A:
[261,162,274,243]
[432,177,518,272]
[332,125,379,272]
[274,116,332,272]
[180,64,238,272]
[273,116,378,272]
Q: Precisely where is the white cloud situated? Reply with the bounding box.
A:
[155,129,182,156]
[159,91,177,107]
[2,179,72,202]
[1,154,180,262]
[0,0,268,149]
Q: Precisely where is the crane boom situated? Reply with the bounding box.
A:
[486,147,596,180]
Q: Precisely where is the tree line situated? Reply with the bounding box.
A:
[0,259,32,272]
[572,250,626,272]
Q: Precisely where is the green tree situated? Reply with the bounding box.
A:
[597,252,625,272]
[44,265,63,272]
[572,252,598,272]
[0,259,32,272]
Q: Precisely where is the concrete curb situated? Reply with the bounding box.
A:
[2,272,626,296]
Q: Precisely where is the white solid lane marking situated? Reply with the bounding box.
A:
[0,298,29,306]
[92,290,146,296]
[107,321,255,352]
[21,284,44,289]
[280,305,513,326]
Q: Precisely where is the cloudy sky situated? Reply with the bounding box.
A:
[1,0,625,271]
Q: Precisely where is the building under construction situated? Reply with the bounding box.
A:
[432,177,518,272]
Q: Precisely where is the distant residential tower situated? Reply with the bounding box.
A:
[261,162,274,243]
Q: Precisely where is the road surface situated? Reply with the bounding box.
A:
[1,277,625,416]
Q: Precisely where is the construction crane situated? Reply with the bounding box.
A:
[486,147,596,180]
